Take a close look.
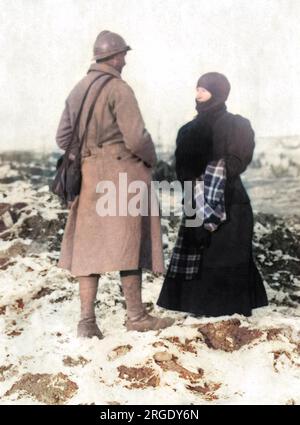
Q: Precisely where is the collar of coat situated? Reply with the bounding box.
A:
[87,62,121,79]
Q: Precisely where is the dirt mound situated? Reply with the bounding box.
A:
[197,319,263,352]
[5,372,78,404]
[117,365,160,389]
[154,353,204,383]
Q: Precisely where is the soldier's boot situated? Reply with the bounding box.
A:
[126,312,175,332]
[77,317,103,339]
[120,270,175,332]
[77,275,103,339]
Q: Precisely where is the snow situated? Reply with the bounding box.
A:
[1,241,299,405]
[0,258,299,405]
[243,136,300,216]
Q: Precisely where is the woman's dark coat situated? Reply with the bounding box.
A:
[157,106,268,317]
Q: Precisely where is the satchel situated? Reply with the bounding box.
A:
[51,74,114,204]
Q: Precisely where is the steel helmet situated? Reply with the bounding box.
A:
[93,30,131,61]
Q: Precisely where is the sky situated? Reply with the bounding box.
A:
[1,0,300,152]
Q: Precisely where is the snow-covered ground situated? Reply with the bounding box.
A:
[0,146,300,405]
[245,136,300,216]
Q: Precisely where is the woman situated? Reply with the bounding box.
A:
[157,72,268,317]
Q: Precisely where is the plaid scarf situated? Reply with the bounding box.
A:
[195,159,227,231]
[167,159,226,280]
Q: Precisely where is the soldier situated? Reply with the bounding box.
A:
[56,31,174,338]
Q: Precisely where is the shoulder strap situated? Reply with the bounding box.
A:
[64,73,113,160]
[79,74,114,152]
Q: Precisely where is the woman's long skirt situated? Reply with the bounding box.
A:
[157,202,268,317]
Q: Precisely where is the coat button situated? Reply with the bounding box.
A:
[98,143,103,148]
[117,156,121,160]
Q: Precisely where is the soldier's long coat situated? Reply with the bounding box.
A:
[56,63,164,276]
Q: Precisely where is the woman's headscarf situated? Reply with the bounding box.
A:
[196,72,231,114]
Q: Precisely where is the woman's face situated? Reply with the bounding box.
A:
[196,86,212,103]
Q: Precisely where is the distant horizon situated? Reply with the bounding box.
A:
[2,134,300,153]
[0,134,300,155]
